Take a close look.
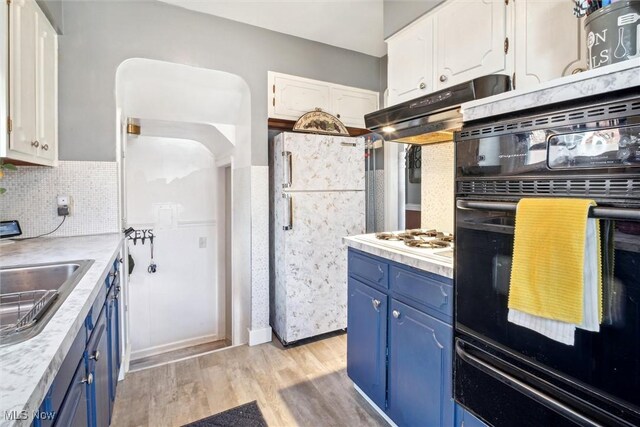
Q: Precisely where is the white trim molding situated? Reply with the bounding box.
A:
[248,326,272,346]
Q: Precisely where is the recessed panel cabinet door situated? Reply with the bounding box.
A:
[387,16,434,106]
[330,87,378,128]
[9,0,38,156]
[387,299,454,427]
[514,0,587,90]
[35,8,57,162]
[272,75,331,120]
[347,278,388,409]
[54,360,90,427]
[434,0,507,89]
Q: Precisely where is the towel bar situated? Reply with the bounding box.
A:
[457,200,640,221]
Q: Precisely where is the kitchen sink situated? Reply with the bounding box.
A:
[0,260,94,346]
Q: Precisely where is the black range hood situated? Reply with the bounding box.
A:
[365,75,511,145]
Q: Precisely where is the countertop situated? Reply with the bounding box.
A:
[461,59,640,122]
[0,234,123,427]
[343,234,454,279]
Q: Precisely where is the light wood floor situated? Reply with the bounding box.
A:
[129,339,231,372]
[111,334,387,427]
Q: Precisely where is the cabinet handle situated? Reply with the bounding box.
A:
[392,309,401,319]
[371,299,381,310]
[42,144,49,151]
[31,140,39,148]
[419,82,426,90]
[89,350,100,361]
[81,373,94,385]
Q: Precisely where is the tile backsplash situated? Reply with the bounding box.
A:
[420,142,455,234]
[0,161,119,238]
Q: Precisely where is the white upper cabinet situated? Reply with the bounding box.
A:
[433,0,508,89]
[387,16,434,105]
[268,72,379,128]
[6,0,58,166]
[330,87,379,128]
[514,0,587,90]
[271,74,331,120]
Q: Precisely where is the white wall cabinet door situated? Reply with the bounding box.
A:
[35,7,58,162]
[387,16,434,106]
[9,0,38,157]
[434,0,508,89]
[514,0,587,91]
[330,87,379,128]
[270,74,331,121]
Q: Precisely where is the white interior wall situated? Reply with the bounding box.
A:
[126,136,221,358]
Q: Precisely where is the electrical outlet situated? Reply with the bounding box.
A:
[57,195,71,216]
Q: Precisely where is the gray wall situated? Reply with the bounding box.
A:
[59,1,381,165]
[384,0,444,39]
[37,0,64,34]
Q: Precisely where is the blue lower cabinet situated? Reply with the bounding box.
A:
[387,300,454,427]
[455,404,488,427]
[53,359,90,427]
[106,282,121,410]
[88,307,110,427]
[347,278,388,409]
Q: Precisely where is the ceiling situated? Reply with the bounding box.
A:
[157,0,386,57]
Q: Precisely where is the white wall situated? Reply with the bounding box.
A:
[126,136,222,358]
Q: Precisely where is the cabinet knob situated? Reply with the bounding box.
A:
[110,271,118,278]
[89,350,100,361]
[392,309,401,319]
[419,82,426,90]
[31,140,39,148]
[439,75,448,83]
[81,373,94,385]
[371,299,381,310]
[42,144,49,151]
[337,113,341,118]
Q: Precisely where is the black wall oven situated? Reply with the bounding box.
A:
[454,91,640,427]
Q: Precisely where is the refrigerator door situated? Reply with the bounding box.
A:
[273,189,365,343]
[275,132,365,192]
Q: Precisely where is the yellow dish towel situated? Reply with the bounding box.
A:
[508,198,602,330]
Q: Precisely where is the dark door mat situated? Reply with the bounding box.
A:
[183,401,268,427]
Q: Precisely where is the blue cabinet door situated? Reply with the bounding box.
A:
[107,282,121,410]
[52,360,89,427]
[347,277,388,409]
[87,307,110,427]
[455,404,488,427]
[387,299,454,427]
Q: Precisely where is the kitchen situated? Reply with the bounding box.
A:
[1,0,639,426]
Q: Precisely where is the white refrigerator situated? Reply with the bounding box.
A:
[271,132,366,344]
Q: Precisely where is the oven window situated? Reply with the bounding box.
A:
[455,205,640,410]
[548,125,640,169]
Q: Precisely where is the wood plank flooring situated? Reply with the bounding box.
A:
[111,334,387,427]
[129,339,231,372]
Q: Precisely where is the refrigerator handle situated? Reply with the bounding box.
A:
[283,194,293,231]
[282,151,292,188]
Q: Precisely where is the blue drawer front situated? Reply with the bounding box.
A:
[348,250,388,289]
[390,266,453,318]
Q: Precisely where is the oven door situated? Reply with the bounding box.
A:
[454,199,640,426]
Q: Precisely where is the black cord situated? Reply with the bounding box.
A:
[16,215,67,240]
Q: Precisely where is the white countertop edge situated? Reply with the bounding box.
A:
[0,234,123,427]
[461,59,640,121]
[343,236,454,279]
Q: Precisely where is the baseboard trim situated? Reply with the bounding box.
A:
[131,334,219,360]
[353,383,397,427]
[248,326,272,346]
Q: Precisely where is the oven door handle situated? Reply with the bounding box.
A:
[457,200,640,221]
[455,340,603,427]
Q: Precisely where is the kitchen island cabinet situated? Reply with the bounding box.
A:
[346,246,454,427]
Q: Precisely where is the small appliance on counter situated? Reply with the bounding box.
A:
[0,220,22,245]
